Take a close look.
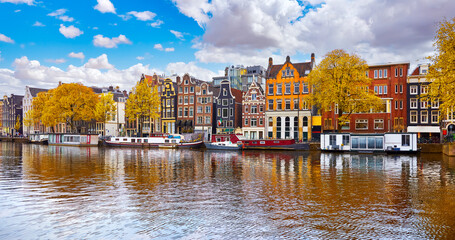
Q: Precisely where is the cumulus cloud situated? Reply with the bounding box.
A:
[0,0,33,5]
[84,54,113,69]
[68,52,85,60]
[170,30,184,40]
[48,9,74,22]
[59,24,83,38]
[94,0,116,14]
[165,48,175,52]
[150,20,163,28]
[127,11,156,21]
[93,34,132,48]
[46,58,66,64]
[173,0,455,66]
[166,62,219,82]
[32,21,45,27]
[0,55,162,95]
[0,33,14,43]
[154,44,174,52]
[136,56,144,60]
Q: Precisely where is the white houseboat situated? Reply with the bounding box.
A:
[321,133,418,153]
[29,133,49,144]
[48,133,99,146]
[104,134,183,147]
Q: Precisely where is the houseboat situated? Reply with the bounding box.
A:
[29,133,49,144]
[229,134,310,150]
[48,133,99,146]
[320,133,418,153]
[204,141,241,150]
[104,134,183,147]
[178,140,204,149]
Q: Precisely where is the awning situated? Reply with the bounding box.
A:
[407,126,440,133]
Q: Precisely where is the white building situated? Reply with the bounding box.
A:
[23,86,48,135]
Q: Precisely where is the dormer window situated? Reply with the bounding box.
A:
[223,89,227,96]
[282,67,294,77]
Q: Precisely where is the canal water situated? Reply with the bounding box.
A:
[1,142,455,239]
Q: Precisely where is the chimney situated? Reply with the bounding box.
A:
[268,57,273,68]
[286,56,290,63]
[311,53,315,64]
[123,90,128,97]
[108,86,114,92]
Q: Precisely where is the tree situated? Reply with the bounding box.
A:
[307,49,383,132]
[95,92,117,136]
[31,83,98,133]
[125,80,161,136]
[426,17,455,119]
[14,115,21,134]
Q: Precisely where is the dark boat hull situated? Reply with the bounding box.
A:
[178,141,204,149]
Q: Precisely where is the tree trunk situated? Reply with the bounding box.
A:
[103,120,106,136]
[337,111,343,132]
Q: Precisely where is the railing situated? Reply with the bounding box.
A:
[418,136,441,144]
[444,134,455,143]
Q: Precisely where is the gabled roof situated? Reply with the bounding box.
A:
[267,56,313,79]
[410,66,420,76]
[29,87,48,97]
[231,88,243,103]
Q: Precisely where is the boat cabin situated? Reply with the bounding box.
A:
[321,133,418,152]
[48,133,99,146]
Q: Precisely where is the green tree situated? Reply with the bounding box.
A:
[308,49,383,132]
[426,17,455,119]
[126,80,160,136]
[95,92,117,136]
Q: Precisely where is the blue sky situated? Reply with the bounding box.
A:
[1,0,454,95]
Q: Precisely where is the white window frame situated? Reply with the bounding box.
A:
[410,86,417,95]
[410,98,417,109]
[410,110,418,123]
[355,119,368,130]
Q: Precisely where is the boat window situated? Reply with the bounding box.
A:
[359,137,367,149]
[116,138,119,141]
[329,135,336,146]
[252,142,257,144]
[352,137,359,149]
[165,140,169,143]
[138,139,142,143]
[172,140,176,143]
[402,135,410,146]
[274,141,280,143]
[132,139,136,143]
[368,137,375,149]
[123,138,127,141]
[144,139,148,143]
[342,135,349,145]
[260,141,265,144]
[375,138,383,149]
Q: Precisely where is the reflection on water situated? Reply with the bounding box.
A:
[1,142,455,239]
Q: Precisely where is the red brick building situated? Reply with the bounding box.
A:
[176,74,203,134]
[322,62,410,133]
[242,81,266,139]
[195,81,217,141]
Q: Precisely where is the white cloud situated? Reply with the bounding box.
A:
[166,62,218,81]
[173,0,455,67]
[93,34,132,48]
[165,48,175,52]
[127,11,156,21]
[136,56,144,60]
[33,21,45,27]
[14,9,21,12]
[0,33,14,43]
[68,52,85,60]
[170,30,184,40]
[154,44,163,50]
[84,54,114,69]
[94,0,116,14]
[150,20,163,28]
[59,24,83,38]
[48,9,74,22]
[0,55,162,95]
[0,0,33,5]
[46,58,66,64]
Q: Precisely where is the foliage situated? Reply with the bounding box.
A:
[307,49,383,131]
[125,80,161,136]
[95,92,117,136]
[23,109,34,128]
[31,83,99,133]
[426,17,455,119]
[14,115,21,132]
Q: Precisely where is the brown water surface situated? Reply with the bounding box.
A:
[1,142,455,239]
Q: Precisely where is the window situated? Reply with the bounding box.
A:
[395,84,398,93]
[259,106,263,112]
[374,86,378,94]
[245,106,249,113]
[230,99,233,104]
[179,96,183,104]
[395,68,398,77]
[384,69,388,78]
[400,84,403,93]
[184,87,188,93]
[395,100,398,109]
[410,98,417,109]
[432,110,439,123]
[285,83,291,94]
[302,100,309,110]
[400,100,403,109]
[245,118,249,126]
[277,100,282,110]
[421,85,428,94]
[197,97,201,103]
[366,71,369,77]
[410,86,417,94]
[277,84,282,95]
[202,89,206,95]
[223,89,227,96]
[374,119,384,129]
[285,99,291,110]
[252,94,257,100]
[179,87,183,93]
[268,100,273,110]
[269,117,273,127]
[355,119,368,130]
[400,68,403,77]
[251,118,257,127]
[197,116,203,124]
[217,99,221,105]
[222,108,228,118]
[190,96,194,104]
[402,135,410,146]
[230,108,234,116]
[222,99,228,106]
[184,96,188,104]
[343,135,350,145]
[218,108,221,116]
[374,70,378,78]
[302,82,309,93]
[205,116,211,124]
[197,106,203,113]
[251,106,257,113]
[205,106,211,113]
[410,111,417,123]
[329,135,336,146]
[302,116,308,127]
[294,82,299,93]
[384,85,387,94]
[379,86,383,94]
[259,118,263,126]
[178,107,183,117]
[184,107,188,117]
[421,100,427,109]
[294,99,299,110]
[268,84,274,95]
[421,111,428,123]
[379,69,382,78]
[190,86,194,93]
[432,99,439,108]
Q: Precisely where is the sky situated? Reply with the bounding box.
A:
[0,0,454,96]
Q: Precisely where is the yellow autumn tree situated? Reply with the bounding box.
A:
[425,17,455,120]
[308,49,383,132]
[32,83,98,133]
[14,115,21,134]
[126,79,160,136]
[95,92,117,136]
